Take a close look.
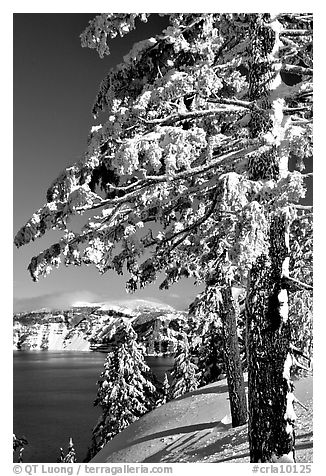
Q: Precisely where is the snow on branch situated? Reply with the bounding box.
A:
[80,14,151,58]
[15,13,313,298]
[292,205,313,210]
[154,191,220,251]
[138,105,248,127]
[207,97,253,109]
[77,144,261,213]
[280,29,313,37]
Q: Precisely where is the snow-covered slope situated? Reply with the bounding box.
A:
[91,375,313,463]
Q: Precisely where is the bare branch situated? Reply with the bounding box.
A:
[293,397,309,411]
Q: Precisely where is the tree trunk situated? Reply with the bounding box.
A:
[245,14,298,462]
[246,216,295,462]
[220,285,247,427]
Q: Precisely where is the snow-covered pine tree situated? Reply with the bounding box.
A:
[162,372,170,403]
[187,295,226,384]
[57,437,76,463]
[156,372,171,406]
[289,213,313,369]
[197,317,225,386]
[244,14,313,462]
[13,434,28,463]
[169,335,200,400]
[14,13,312,461]
[87,321,157,459]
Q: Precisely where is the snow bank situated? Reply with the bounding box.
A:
[91,375,312,463]
[91,378,237,463]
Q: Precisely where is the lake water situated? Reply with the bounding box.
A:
[13,351,174,463]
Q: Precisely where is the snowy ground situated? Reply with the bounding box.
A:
[92,375,312,463]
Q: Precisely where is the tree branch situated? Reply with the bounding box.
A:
[207,97,253,109]
[294,212,313,220]
[289,343,310,361]
[81,144,260,212]
[284,106,311,113]
[280,29,313,37]
[283,14,312,22]
[281,64,313,76]
[142,192,222,251]
[70,203,131,244]
[300,173,313,178]
[292,205,313,210]
[280,36,301,50]
[291,118,313,125]
[163,194,220,250]
[293,397,309,411]
[138,105,247,127]
[292,358,311,373]
[282,276,313,291]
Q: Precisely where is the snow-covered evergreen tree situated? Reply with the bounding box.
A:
[155,372,171,406]
[161,372,170,402]
[197,319,225,386]
[244,14,312,462]
[169,336,199,400]
[57,437,76,463]
[289,213,313,364]
[13,434,28,463]
[87,321,157,459]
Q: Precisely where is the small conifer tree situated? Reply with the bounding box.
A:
[13,434,28,463]
[169,336,200,400]
[156,372,171,406]
[197,320,225,386]
[87,321,157,459]
[57,437,76,463]
[162,372,170,403]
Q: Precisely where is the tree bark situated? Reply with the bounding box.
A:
[245,14,300,462]
[246,216,295,462]
[220,285,247,427]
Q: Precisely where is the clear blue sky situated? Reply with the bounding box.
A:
[13,13,203,313]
